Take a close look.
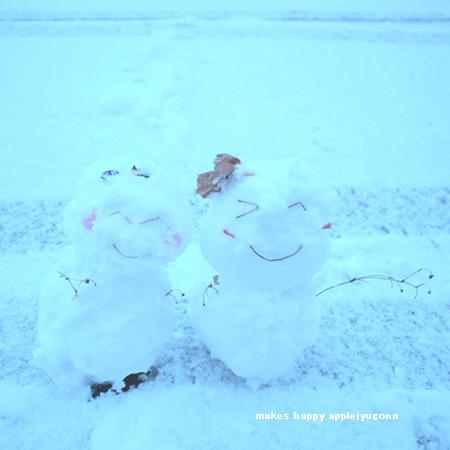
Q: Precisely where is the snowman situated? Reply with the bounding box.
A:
[192,155,332,380]
[35,161,192,391]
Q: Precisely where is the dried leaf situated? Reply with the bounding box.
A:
[196,154,241,198]
[214,154,240,165]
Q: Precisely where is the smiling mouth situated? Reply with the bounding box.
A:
[112,243,153,259]
[249,244,303,262]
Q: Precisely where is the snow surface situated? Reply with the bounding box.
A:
[1,6,450,450]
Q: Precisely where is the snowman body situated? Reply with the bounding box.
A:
[192,158,331,380]
[35,162,192,387]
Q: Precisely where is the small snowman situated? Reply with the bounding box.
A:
[35,161,192,391]
[192,155,332,380]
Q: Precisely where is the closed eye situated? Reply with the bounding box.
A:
[236,200,259,219]
[138,217,159,225]
[288,201,307,211]
[109,210,132,223]
[108,211,159,225]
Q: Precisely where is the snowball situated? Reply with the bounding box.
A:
[199,158,332,290]
[64,161,192,272]
[35,161,192,387]
[193,157,332,379]
[192,282,320,380]
[35,253,173,386]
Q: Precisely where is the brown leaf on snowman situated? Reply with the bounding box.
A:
[196,154,241,198]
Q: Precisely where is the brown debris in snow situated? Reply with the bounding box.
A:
[196,154,241,198]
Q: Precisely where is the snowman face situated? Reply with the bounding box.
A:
[65,164,191,268]
[199,161,331,290]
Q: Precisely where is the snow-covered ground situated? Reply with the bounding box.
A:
[1,6,450,449]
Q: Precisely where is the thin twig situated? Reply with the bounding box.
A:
[202,275,220,306]
[315,268,434,298]
[138,217,159,225]
[57,271,96,299]
[202,285,219,307]
[249,244,303,262]
[112,243,153,259]
[109,211,159,225]
[288,201,307,211]
[236,200,259,219]
[164,289,186,303]
[112,243,140,259]
[108,211,133,223]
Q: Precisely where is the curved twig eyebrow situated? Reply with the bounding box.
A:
[236,200,259,219]
[108,211,132,223]
[138,217,160,225]
[288,201,307,211]
[108,211,159,225]
[249,244,303,262]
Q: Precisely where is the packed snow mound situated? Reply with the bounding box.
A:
[193,156,332,379]
[64,160,192,272]
[192,283,320,380]
[35,256,173,386]
[34,161,193,387]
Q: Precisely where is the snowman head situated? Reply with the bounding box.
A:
[65,161,192,270]
[197,155,332,290]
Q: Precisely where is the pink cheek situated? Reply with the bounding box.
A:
[223,229,236,239]
[164,233,183,248]
[172,233,183,247]
[322,222,332,230]
[82,210,97,231]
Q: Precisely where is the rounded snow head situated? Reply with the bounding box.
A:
[199,158,332,290]
[64,161,192,271]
